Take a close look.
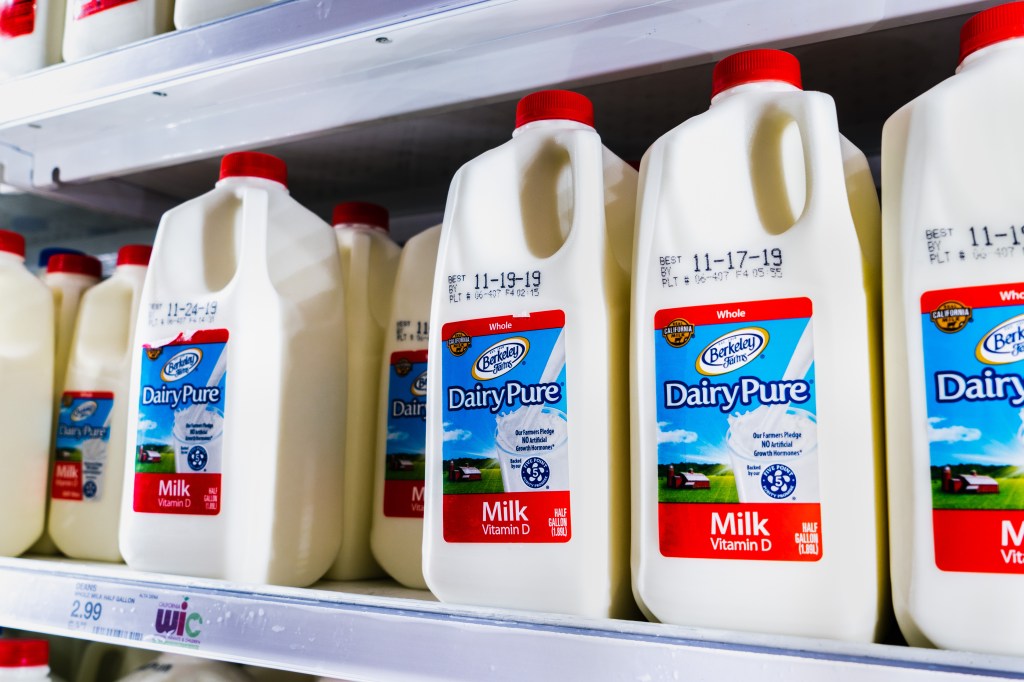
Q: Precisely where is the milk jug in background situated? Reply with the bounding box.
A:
[423,91,638,617]
[0,231,54,556]
[62,0,173,61]
[370,224,440,589]
[325,202,399,581]
[0,640,61,681]
[173,0,278,29]
[116,654,251,682]
[0,0,66,79]
[631,50,885,641]
[883,2,1024,655]
[49,245,151,562]
[73,642,155,682]
[119,152,347,587]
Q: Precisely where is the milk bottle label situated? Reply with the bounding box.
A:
[922,283,1024,573]
[73,0,137,19]
[654,297,822,561]
[440,310,570,543]
[51,392,114,502]
[384,350,427,518]
[0,0,35,37]
[133,329,227,516]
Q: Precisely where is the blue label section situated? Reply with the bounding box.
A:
[53,392,115,502]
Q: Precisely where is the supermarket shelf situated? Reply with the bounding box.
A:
[0,557,1022,681]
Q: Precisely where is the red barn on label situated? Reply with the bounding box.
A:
[941,466,999,494]
[665,466,710,490]
[449,462,482,482]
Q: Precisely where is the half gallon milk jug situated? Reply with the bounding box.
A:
[0,0,66,79]
[325,202,399,581]
[49,245,151,562]
[173,0,278,29]
[883,2,1024,654]
[119,152,347,587]
[62,0,173,61]
[116,654,251,682]
[74,643,155,682]
[423,91,638,617]
[0,640,60,681]
[631,50,885,641]
[370,224,440,589]
[0,230,54,557]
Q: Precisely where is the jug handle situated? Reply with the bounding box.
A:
[236,186,271,282]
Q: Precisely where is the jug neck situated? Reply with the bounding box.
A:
[711,80,801,106]
[512,119,594,138]
[0,251,23,267]
[957,35,1024,72]
[215,176,289,192]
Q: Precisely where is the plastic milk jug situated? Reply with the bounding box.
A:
[631,50,885,641]
[370,224,440,589]
[62,0,173,61]
[0,231,54,557]
[118,152,347,587]
[49,245,151,562]
[74,642,155,682]
[325,201,399,580]
[173,0,278,29]
[0,0,66,79]
[882,3,1024,654]
[116,654,251,682]
[0,640,59,681]
[423,90,638,617]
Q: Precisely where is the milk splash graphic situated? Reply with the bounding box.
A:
[171,349,226,474]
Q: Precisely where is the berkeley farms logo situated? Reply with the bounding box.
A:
[411,370,428,396]
[154,598,203,642]
[70,400,98,422]
[160,349,203,382]
[977,314,1024,365]
[471,337,529,380]
[696,327,768,376]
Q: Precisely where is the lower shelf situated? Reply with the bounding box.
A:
[0,556,1019,681]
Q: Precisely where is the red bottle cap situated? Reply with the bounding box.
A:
[711,49,802,100]
[515,90,594,129]
[959,2,1024,64]
[47,253,102,279]
[332,202,389,231]
[219,152,288,187]
[0,640,48,668]
[0,229,25,257]
[117,244,153,267]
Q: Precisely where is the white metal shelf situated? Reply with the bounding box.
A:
[0,556,1021,681]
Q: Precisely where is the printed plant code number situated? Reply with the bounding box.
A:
[71,599,102,621]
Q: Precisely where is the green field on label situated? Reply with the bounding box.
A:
[443,467,505,495]
[135,445,175,474]
[659,475,739,504]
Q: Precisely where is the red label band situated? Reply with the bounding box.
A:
[51,462,83,501]
[934,509,1024,573]
[384,479,425,518]
[442,310,565,340]
[75,0,136,19]
[659,502,822,561]
[0,0,35,38]
[654,297,812,329]
[443,491,571,543]
[134,473,221,515]
[920,282,1024,313]
[391,350,428,365]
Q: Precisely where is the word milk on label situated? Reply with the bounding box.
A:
[922,284,1024,573]
[441,311,570,543]
[133,330,227,516]
[52,391,114,502]
[384,350,428,518]
[656,297,821,561]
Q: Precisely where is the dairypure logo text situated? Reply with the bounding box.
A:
[976,314,1024,365]
[696,328,768,376]
[70,401,98,422]
[471,337,529,381]
[160,349,203,382]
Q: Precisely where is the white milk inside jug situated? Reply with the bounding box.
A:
[325,202,399,581]
[62,0,173,61]
[0,639,59,681]
[883,2,1024,655]
[423,90,638,618]
[173,0,278,29]
[116,654,251,682]
[0,0,66,79]
[370,224,440,589]
[119,152,346,587]
[49,245,151,562]
[74,642,155,682]
[0,231,54,557]
[631,50,885,641]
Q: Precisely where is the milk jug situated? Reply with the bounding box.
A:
[325,202,399,581]
[370,224,439,589]
[74,642,155,682]
[0,230,54,557]
[116,654,250,682]
[119,152,347,587]
[34,251,101,554]
[631,50,885,641]
[49,245,151,562]
[0,640,59,681]
[883,2,1024,654]
[0,0,66,79]
[423,90,638,617]
[173,0,278,29]
[62,0,173,61]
